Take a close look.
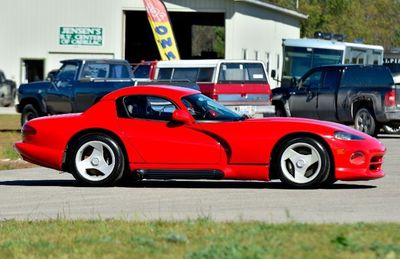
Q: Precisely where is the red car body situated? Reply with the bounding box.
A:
[15,85,385,187]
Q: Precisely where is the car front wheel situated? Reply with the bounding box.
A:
[69,134,125,186]
[276,137,331,188]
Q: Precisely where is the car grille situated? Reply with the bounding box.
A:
[369,155,383,171]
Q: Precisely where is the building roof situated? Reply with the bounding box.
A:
[234,0,308,19]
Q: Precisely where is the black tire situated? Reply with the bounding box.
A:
[21,104,40,126]
[354,108,378,136]
[275,137,331,188]
[275,105,287,117]
[68,134,125,186]
[382,124,400,134]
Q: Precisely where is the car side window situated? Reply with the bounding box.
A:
[81,63,109,79]
[302,71,322,89]
[322,70,341,89]
[56,64,78,81]
[123,95,176,121]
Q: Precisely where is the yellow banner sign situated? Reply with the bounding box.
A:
[143,0,180,60]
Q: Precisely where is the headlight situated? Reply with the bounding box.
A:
[334,131,364,140]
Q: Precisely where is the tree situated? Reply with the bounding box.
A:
[266,0,400,50]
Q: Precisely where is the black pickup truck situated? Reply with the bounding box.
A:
[272,65,400,136]
[17,59,135,125]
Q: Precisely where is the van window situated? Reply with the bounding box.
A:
[158,68,173,80]
[198,68,214,82]
[157,67,214,82]
[172,68,198,82]
[218,63,267,83]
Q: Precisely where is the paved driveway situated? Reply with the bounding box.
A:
[0,136,399,222]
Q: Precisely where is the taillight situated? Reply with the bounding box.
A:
[384,89,396,107]
[22,124,37,136]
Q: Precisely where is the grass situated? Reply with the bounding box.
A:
[0,220,399,258]
[0,115,34,170]
[0,114,20,131]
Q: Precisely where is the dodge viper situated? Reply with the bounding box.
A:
[15,85,385,188]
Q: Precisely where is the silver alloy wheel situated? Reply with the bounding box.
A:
[74,140,116,182]
[355,109,373,133]
[280,142,322,184]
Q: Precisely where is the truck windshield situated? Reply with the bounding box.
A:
[133,64,150,79]
[217,63,267,83]
[283,46,343,80]
[182,94,243,121]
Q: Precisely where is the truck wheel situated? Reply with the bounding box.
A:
[276,137,331,188]
[21,104,40,125]
[382,124,400,134]
[69,134,125,186]
[354,108,378,136]
[275,105,287,117]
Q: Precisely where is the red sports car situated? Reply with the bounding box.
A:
[15,85,385,188]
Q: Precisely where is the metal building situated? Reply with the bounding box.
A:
[0,0,306,88]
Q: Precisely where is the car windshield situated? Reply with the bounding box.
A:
[182,94,243,121]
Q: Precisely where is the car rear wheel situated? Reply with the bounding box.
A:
[21,104,40,126]
[69,134,125,186]
[276,137,331,188]
[354,108,378,136]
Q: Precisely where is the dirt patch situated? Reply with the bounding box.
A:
[0,159,36,170]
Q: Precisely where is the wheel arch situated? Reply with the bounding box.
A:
[272,100,290,117]
[269,132,335,180]
[19,97,45,114]
[62,128,129,173]
[351,98,375,119]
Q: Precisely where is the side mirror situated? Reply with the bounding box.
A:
[46,70,59,81]
[171,110,194,124]
[271,70,276,79]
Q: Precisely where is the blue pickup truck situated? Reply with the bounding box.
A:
[17,59,135,125]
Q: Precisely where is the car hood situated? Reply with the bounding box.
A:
[19,81,51,91]
[245,116,372,139]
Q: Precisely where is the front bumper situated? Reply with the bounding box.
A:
[331,137,385,181]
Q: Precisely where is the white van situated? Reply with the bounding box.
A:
[153,59,275,117]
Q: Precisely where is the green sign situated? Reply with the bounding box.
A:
[59,27,103,46]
